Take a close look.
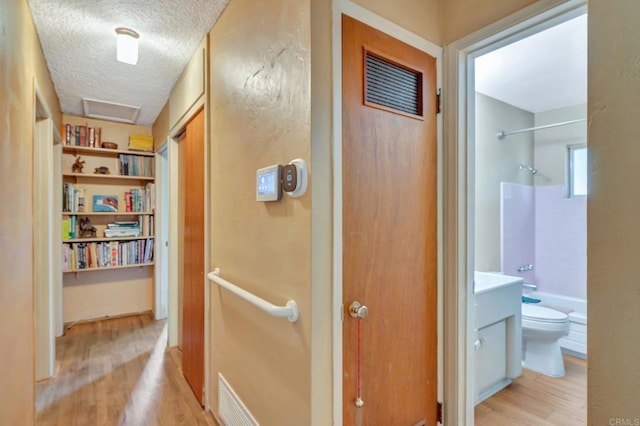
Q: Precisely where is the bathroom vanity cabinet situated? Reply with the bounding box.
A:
[474,272,523,404]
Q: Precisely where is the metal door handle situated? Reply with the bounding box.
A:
[349,301,368,319]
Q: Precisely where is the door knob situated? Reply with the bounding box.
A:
[349,301,368,319]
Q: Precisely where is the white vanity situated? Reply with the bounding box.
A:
[474,272,523,404]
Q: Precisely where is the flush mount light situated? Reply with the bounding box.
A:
[115,27,139,65]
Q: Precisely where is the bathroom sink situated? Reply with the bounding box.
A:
[474,271,524,294]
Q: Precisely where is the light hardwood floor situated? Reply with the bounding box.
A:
[36,313,217,426]
[475,355,587,425]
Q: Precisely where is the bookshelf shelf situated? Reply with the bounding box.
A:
[63,236,155,243]
[63,262,155,274]
[63,145,154,157]
[62,211,154,216]
[63,172,154,181]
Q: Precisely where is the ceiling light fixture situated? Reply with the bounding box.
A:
[115,27,139,65]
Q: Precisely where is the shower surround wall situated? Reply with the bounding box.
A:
[501,182,586,299]
[500,183,535,281]
[535,186,586,299]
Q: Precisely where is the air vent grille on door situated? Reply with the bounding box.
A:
[364,51,422,117]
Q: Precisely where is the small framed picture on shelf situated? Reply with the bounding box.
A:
[92,195,119,212]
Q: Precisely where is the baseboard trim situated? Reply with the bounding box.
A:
[63,309,154,332]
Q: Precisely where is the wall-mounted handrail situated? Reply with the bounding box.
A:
[207,268,299,323]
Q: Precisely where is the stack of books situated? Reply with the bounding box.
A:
[124,184,155,212]
[104,221,141,238]
[63,124,102,147]
[62,238,154,270]
[62,215,77,239]
[63,183,85,212]
[129,134,153,152]
[119,154,154,176]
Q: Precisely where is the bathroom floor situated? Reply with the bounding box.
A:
[475,355,586,425]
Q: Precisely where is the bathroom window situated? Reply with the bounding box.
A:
[568,144,587,197]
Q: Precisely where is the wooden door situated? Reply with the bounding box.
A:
[181,108,206,404]
[342,15,438,425]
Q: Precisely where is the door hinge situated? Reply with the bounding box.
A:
[436,88,442,114]
[437,401,443,424]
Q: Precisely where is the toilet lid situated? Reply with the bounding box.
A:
[522,304,568,322]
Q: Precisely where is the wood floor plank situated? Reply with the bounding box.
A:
[36,313,216,426]
[476,355,586,426]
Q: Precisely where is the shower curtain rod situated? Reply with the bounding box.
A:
[497,118,586,140]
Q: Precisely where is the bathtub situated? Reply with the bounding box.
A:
[525,290,587,358]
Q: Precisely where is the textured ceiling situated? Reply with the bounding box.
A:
[475,14,587,113]
[27,0,229,125]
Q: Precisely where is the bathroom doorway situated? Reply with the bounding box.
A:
[472,12,588,424]
[443,1,588,424]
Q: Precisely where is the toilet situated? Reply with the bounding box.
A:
[521,303,570,377]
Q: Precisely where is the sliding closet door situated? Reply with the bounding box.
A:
[181,108,205,405]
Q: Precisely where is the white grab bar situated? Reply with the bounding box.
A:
[207,268,299,323]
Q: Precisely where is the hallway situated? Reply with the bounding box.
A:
[36,314,216,426]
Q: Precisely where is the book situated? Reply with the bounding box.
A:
[69,215,77,239]
[92,195,119,212]
[104,229,141,238]
[125,191,132,212]
[76,188,85,212]
[129,134,154,152]
[65,124,72,145]
[62,216,70,240]
[109,221,139,227]
[88,127,95,147]
[110,241,118,267]
[79,125,87,146]
[143,238,154,263]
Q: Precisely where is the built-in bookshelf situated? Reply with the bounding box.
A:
[61,129,155,273]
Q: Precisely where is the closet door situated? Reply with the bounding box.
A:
[181,108,205,404]
[342,15,438,425]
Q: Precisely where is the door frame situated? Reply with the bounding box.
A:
[167,100,210,408]
[330,2,443,424]
[33,79,63,381]
[443,0,586,423]
[154,143,169,320]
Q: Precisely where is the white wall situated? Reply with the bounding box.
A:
[533,103,587,186]
[475,93,534,272]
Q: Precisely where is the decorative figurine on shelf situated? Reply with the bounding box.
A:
[79,217,97,238]
[94,166,111,175]
[72,156,85,173]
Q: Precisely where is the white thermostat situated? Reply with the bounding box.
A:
[256,164,282,202]
[282,158,308,198]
